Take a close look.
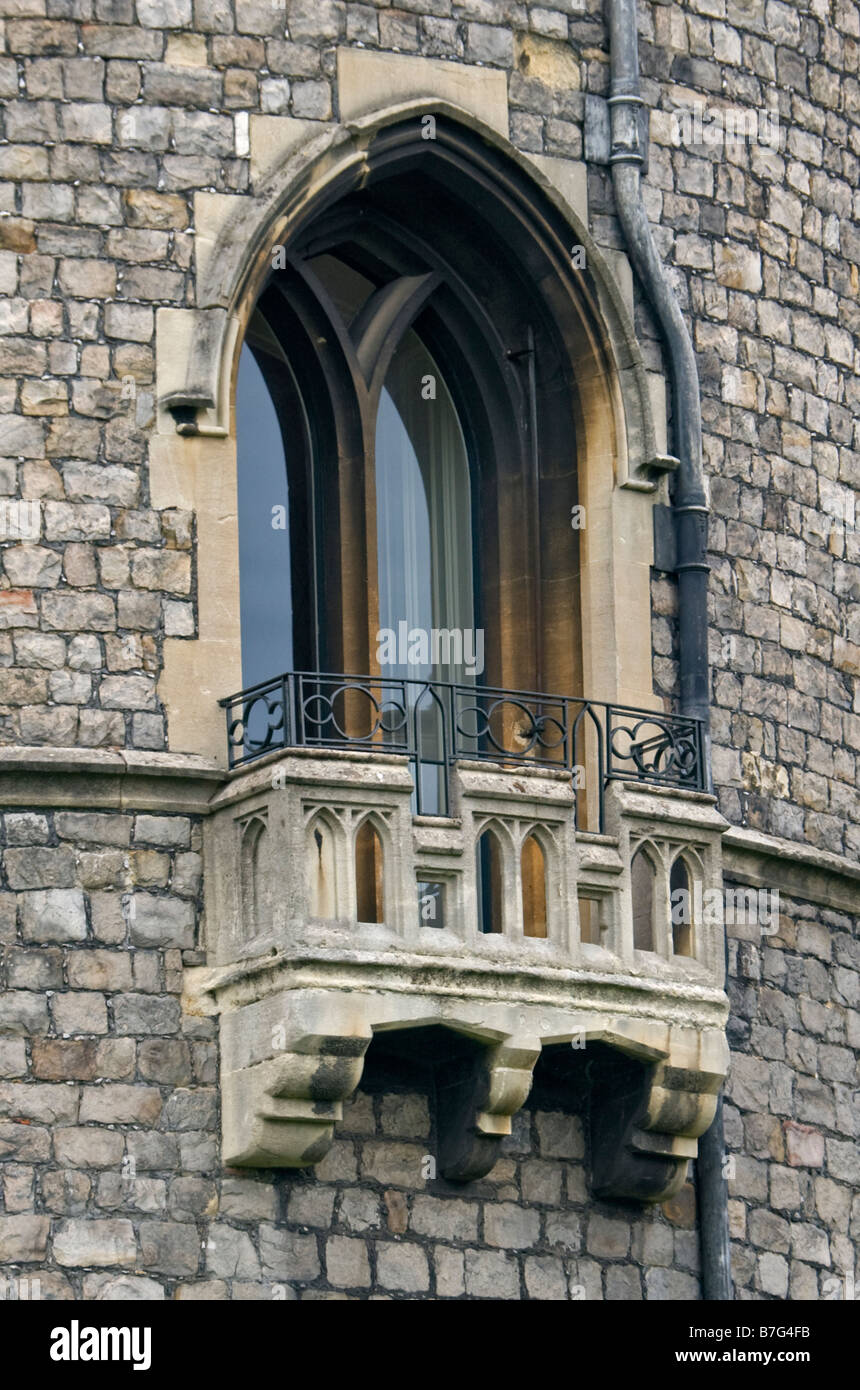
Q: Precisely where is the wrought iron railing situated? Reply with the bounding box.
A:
[220,671,706,831]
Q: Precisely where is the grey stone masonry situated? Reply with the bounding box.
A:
[0,0,857,1302]
[724,888,860,1302]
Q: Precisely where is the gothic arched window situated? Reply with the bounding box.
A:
[232,159,586,733]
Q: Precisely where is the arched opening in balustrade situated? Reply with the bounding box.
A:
[476,826,504,935]
[239,814,269,940]
[670,854,694,958]
[521,833,548,939]
[307,813,339,919]
[355,817,385,925]
[631,846,657,953]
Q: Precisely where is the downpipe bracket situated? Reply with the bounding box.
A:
[584,94,650,174]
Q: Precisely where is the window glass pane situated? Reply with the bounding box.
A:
[376,330,475,815]
[376,330,475,686]
[236,342,293,690]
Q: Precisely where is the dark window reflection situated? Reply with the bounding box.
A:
[236,342,293,690]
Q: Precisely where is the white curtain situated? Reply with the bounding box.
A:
[375,330,474,687]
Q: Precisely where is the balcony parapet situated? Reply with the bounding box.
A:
[219,670,707,832]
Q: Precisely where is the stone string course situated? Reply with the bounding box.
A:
[0,0,857,1299]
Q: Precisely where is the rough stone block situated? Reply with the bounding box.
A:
[375,1241,429,1293]
[259,1225,320,1282]
[325,1235,371,1289]
[0,1214,50,1263]
[464,1248,520,1300]
[139,1221,200,1277]
[53,1219,137,1268]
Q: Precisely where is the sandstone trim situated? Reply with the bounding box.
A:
[722,826,860,915]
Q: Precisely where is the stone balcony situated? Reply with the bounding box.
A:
[190,688,730,1201]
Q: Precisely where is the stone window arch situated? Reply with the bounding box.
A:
[155,108,668,763]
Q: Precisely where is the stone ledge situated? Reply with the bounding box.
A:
[187,949,729,1028]
[212,745,414,812]
[0,745,223,814]
[722,825,860,915]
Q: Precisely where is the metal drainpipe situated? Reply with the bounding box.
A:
[605,0,732,1300]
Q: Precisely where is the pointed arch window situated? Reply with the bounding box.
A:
[631,847,656,953]
[232,149,589,795]
[476,827,503,935]
[521,834,548,939]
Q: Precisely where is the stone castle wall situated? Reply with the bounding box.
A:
[0,0,857,1299]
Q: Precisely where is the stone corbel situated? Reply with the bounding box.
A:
[590,1028,728,1202]
[221,1014,540,1177]
[157,306,236,437]
[437,1038,541,1181]
[210,956,544,1175]
[221,1013,372,1168]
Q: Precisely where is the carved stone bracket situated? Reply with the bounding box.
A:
[211,980,543,1173]
[219,989,372,1167]
[222,1036,370,1168]
[191,956,728,1199]
[590,1027,728,1202]
[437,1039,541,1181]
[224,1031,541,1178]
